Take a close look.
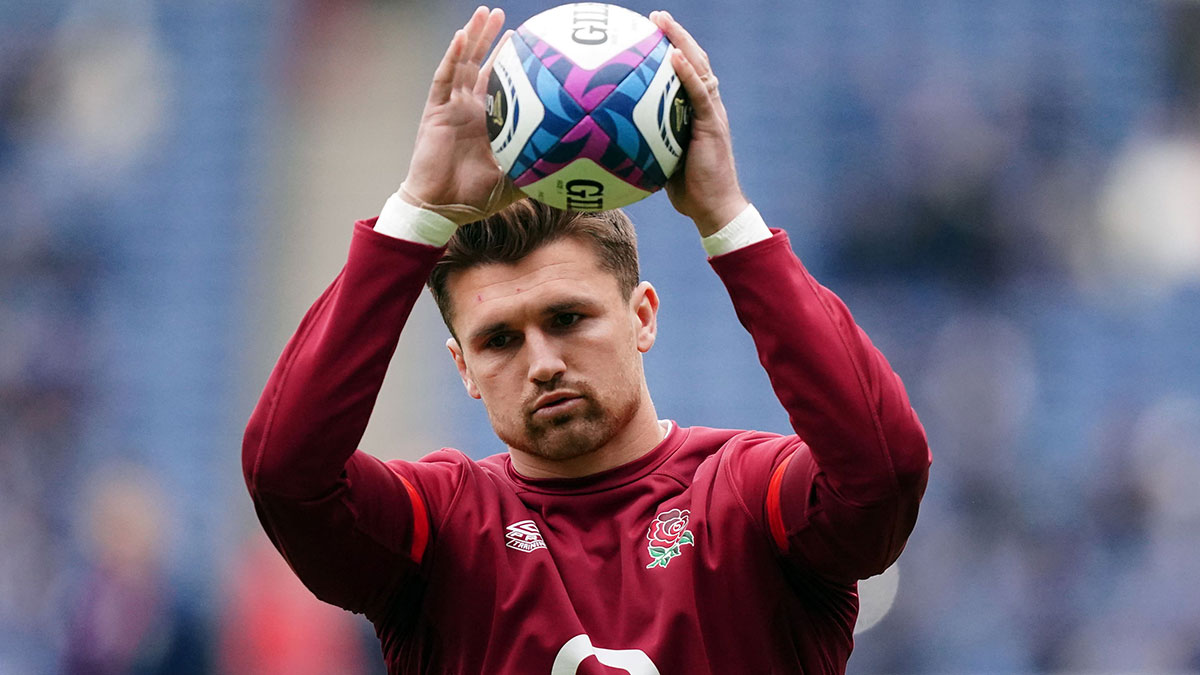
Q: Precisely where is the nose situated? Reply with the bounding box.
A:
[526,331,566,385]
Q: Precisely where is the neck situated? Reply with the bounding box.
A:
[509,394,665,480]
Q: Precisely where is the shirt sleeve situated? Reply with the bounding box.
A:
[710,227,931,583]
[242,219,458,618]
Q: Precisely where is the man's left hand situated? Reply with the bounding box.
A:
[650,11,750,237]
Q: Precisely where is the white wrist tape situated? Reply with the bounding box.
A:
[375,190,459,247]
[701,203,771,257]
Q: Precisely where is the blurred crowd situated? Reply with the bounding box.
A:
[820,2,1200,670]
[1,8,110,670]
[1,0,1198,672]
[0,1,383,672]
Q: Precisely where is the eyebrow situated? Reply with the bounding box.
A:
[469,320,511,345]
[544,298,596,315]
[467,297,601,344]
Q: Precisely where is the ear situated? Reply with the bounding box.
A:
[629,281,659,353]
[447,337,481,399]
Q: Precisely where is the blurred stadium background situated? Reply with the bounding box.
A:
[2,0,1199,672]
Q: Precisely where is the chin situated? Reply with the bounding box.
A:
[539,429,610,461]
[522,416,612,462]
[491,389,642,464]
[493,403,612,462]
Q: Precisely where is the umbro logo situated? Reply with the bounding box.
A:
[505,520,547,553]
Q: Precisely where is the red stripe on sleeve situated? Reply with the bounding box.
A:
[767,453,794,554]
[399,475,429,564]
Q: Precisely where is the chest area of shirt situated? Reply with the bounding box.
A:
[427,471,771,603]
[414,474,794,675]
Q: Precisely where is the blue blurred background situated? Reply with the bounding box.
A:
[2,0,1199,672]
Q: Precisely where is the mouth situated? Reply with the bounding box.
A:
[531,392,584,418]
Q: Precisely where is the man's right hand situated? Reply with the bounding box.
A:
[400,6,521,225]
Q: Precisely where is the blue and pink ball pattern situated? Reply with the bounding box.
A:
[508,27,670,192]
[487,3,691,211]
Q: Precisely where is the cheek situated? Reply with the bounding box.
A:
[471,352,538,412]
[578,328,643,386]
[588,314,639,353]
[472,359,517,397]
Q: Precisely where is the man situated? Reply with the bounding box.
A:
[243,6,931,674]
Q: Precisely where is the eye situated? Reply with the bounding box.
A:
[552,313,582,328]
[484,334,513,350]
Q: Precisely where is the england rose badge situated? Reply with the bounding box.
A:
[645,508,694,569]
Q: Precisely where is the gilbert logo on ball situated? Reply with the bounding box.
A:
[487,2,692,211]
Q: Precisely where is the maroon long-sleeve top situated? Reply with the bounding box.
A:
[243,219,931,674]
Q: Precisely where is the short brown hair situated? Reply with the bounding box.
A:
[428,200,640,336]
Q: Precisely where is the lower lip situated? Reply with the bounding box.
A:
[534,397,584,418]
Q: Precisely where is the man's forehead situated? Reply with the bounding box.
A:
[447,240,622,329]
[455,239,606,291]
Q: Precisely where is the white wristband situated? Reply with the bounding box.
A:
[700,203,771,257]
[375,191,459,247]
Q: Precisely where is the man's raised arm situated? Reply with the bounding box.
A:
[651,11,931,583]
[710,229,931,582]
[242,7,515,616]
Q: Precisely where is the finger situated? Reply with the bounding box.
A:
[463,5,490,38]
[456,7,492,88]
[669,47,717,121]
[475,29,514,97]
[652,10,712,77]
[429,29,468,105]
[460,6,494,68]
[469,8,506,66]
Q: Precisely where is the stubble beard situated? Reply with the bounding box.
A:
[494,383,642,463]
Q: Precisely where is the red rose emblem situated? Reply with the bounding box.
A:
[645,508,695,569]
[647,509,690,548]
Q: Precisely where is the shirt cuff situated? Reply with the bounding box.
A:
[700,203,772,257]
[374,191,459,247]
